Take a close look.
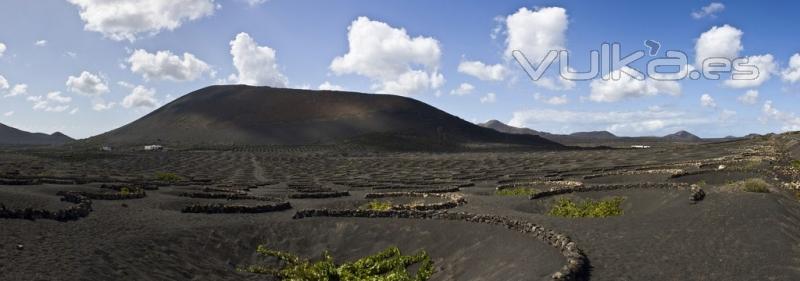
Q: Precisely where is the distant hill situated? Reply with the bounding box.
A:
[569,131,617,139]
[478,120,715,145]
[87,85,563,150]
[0,123,73,145]
[663,130,702,142]
[478,120,544,136]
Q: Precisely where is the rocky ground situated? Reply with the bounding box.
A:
[2,133,800,280]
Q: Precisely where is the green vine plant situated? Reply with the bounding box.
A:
[548,196,625,218]
[241,245,435,281]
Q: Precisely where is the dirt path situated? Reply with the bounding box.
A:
[250,155,268,183]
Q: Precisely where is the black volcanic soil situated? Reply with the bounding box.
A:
[2,133,800,280]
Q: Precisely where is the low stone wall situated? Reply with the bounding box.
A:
[181,202,292,214]
[0,178,38,185]
[100,183,159,191]
[582,168,684,179]
[529,182,689,200]
[292,209,587,281]
[57,190,146,200]
[0,193,92,222]
[178,192,280,201]
[497,180,583,191]
[288,191,350,199]
[364,192,466,211]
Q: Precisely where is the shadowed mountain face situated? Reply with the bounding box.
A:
[478,120,543,136]
[569,131,617,139]
[0,123,73,145]
[663,130,701,141]
[89,85,563,149]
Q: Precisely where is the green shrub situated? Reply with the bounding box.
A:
[119,187,131,196]
[548,197,625,218]
[155,172,182,182]
[362,200,393,211]
[495,187,538,196]
[242,245,435,281]
[792,160,800,170]
[742,159,763,169]
[742,178,770,193]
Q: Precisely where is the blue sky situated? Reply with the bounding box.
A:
[1,0,800,139]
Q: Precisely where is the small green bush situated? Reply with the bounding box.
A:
[495,187,538,196]
[548,197,625,218]
[742,159,763,169]
[155,172,182,182]
[119,187,131,196]
[792,160,800,170]
[742,178,770,193]
[242,245,435,281]
[362,200,393,211]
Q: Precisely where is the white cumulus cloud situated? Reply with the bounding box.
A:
[4,84,28,98]
[228,32,288,87]
[504,7,568,62]
[330,17,443,96]
[589,67,681,102]
[723,54,776,88]
[0,75,8,90]
[480,92,496,103]
[700,94,716,108]
[67,0,216,41]
[738,90,759,105]
[28,91,72,112]
[318,81,344,91]
[92,100,116,111]
[534,93,568,105]
[763,100,800,131]
[0,42,6,57]
[66,71,109,97]
[450,83,474,96]
[128,49,211,81]
[781,53,800,83]
[692,3,725,19]
[122,85,158,109]
[695,25,742,66]
[457,60,507,81]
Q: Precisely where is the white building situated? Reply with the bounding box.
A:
[144,145,164,151]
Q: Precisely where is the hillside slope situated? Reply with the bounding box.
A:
[0,123,73,145]
[89,85,563,149]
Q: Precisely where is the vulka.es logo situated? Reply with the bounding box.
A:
[513,42,760,82]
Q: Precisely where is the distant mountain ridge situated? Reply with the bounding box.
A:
[662,130,702,141]
[87,85,564,150]
[478,119,714,144]
[0,123,73,145]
